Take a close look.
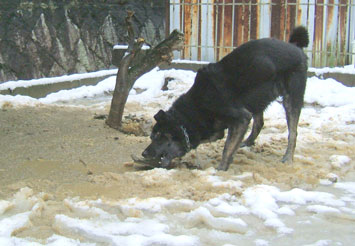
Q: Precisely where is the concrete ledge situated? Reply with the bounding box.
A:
[162,62,355,88]
[159,61,208,72]
[163,61,355,88]
[307,71,355,87]
[0,75,113,98]
[1,61,353,99]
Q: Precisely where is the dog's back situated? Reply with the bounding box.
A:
[217,28,308,91]
[192,27,309,115]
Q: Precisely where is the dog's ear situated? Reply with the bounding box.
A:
[154,110,168,122]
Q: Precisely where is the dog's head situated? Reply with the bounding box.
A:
[142,110,190,168]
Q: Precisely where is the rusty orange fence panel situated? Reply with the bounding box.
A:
[168,0,355,67]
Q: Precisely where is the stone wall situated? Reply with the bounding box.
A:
[0,0,166,82]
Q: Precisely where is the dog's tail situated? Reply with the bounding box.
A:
[289,26,309,48]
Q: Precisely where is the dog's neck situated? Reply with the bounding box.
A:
[168,106,201,149]
[169,96,226,149]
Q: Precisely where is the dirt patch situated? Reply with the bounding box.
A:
[1,104,355,241]
[0,105,354,203]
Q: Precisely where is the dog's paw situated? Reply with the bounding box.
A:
[216,164,229,171]
[240,140,254,148]
[281,155,293,164]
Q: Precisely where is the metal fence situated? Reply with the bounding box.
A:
[168,0,355,67]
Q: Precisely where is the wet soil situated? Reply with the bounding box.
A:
[0,104,354,241]
[1,104,354,202]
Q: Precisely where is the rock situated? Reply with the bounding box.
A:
[0,0,166,83]
[120,114,153,136]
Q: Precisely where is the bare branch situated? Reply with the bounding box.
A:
[128,30,184,84]
[125,10,135,52]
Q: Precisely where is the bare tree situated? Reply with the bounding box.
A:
[106,11,184,129]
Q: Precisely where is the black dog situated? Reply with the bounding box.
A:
[142,26,309,171]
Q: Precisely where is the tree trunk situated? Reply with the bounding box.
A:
[106,28,184,130]
[105,67,132,129]
[106,48,136,129]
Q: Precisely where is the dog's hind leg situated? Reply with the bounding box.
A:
[217,109,251,171]
[241,112,264,147]
[281,72,306,163]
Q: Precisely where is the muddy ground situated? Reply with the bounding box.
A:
[0,104,354,240]
[1,104,354,202]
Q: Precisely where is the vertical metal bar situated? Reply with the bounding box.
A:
[284,0,287,40]
[250,0,258,40]
[198,0,201,60]
[189,0,199,60]
[306,0,315,66]
[338,0,348,65]
[344,0,351,65]
[271,0,279,39]
[222,0,233,56]
[209,0,215,61]
[248,0,252,40]
[166,0,170,38]
[242,0,246,44]
[222,0,225,58]
[234,0,242,46]
[181,0,186,59]
[321,0,327,66]
[295,0,299,25]
[313,0,324,66]
[351,0,355,65]
[214,0,219,60]
[183,0,191,60]
[231,0,235,48]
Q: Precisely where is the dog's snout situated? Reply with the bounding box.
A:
[142,149,149,158]
[142,147,154,158]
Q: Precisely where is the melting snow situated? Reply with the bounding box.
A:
[0,65,355,245]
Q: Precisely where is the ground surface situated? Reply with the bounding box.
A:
[0,104,354,242]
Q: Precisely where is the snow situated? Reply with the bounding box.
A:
[303,240,332,246]
[0,69,117,91]
[0,212,31,237]
[171,59,210,65]
[0,65,355,245]
[329,155,352,169]
[113,44,151,50]
[0,201,13,215]
[306,205,341,214]
[304,76,355,107]
[187,206,248,233]
[39,75,116,104]
[2,182,355,245]
[308,64,355,75]
[334,182,355,195]
[254,239,269,246]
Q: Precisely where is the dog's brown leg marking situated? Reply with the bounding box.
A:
[282,95,301,163]
[217,119,250,171]
[242,112,264,147]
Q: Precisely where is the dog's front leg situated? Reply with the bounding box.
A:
[241,112,264,147]
[217,119,250,171]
